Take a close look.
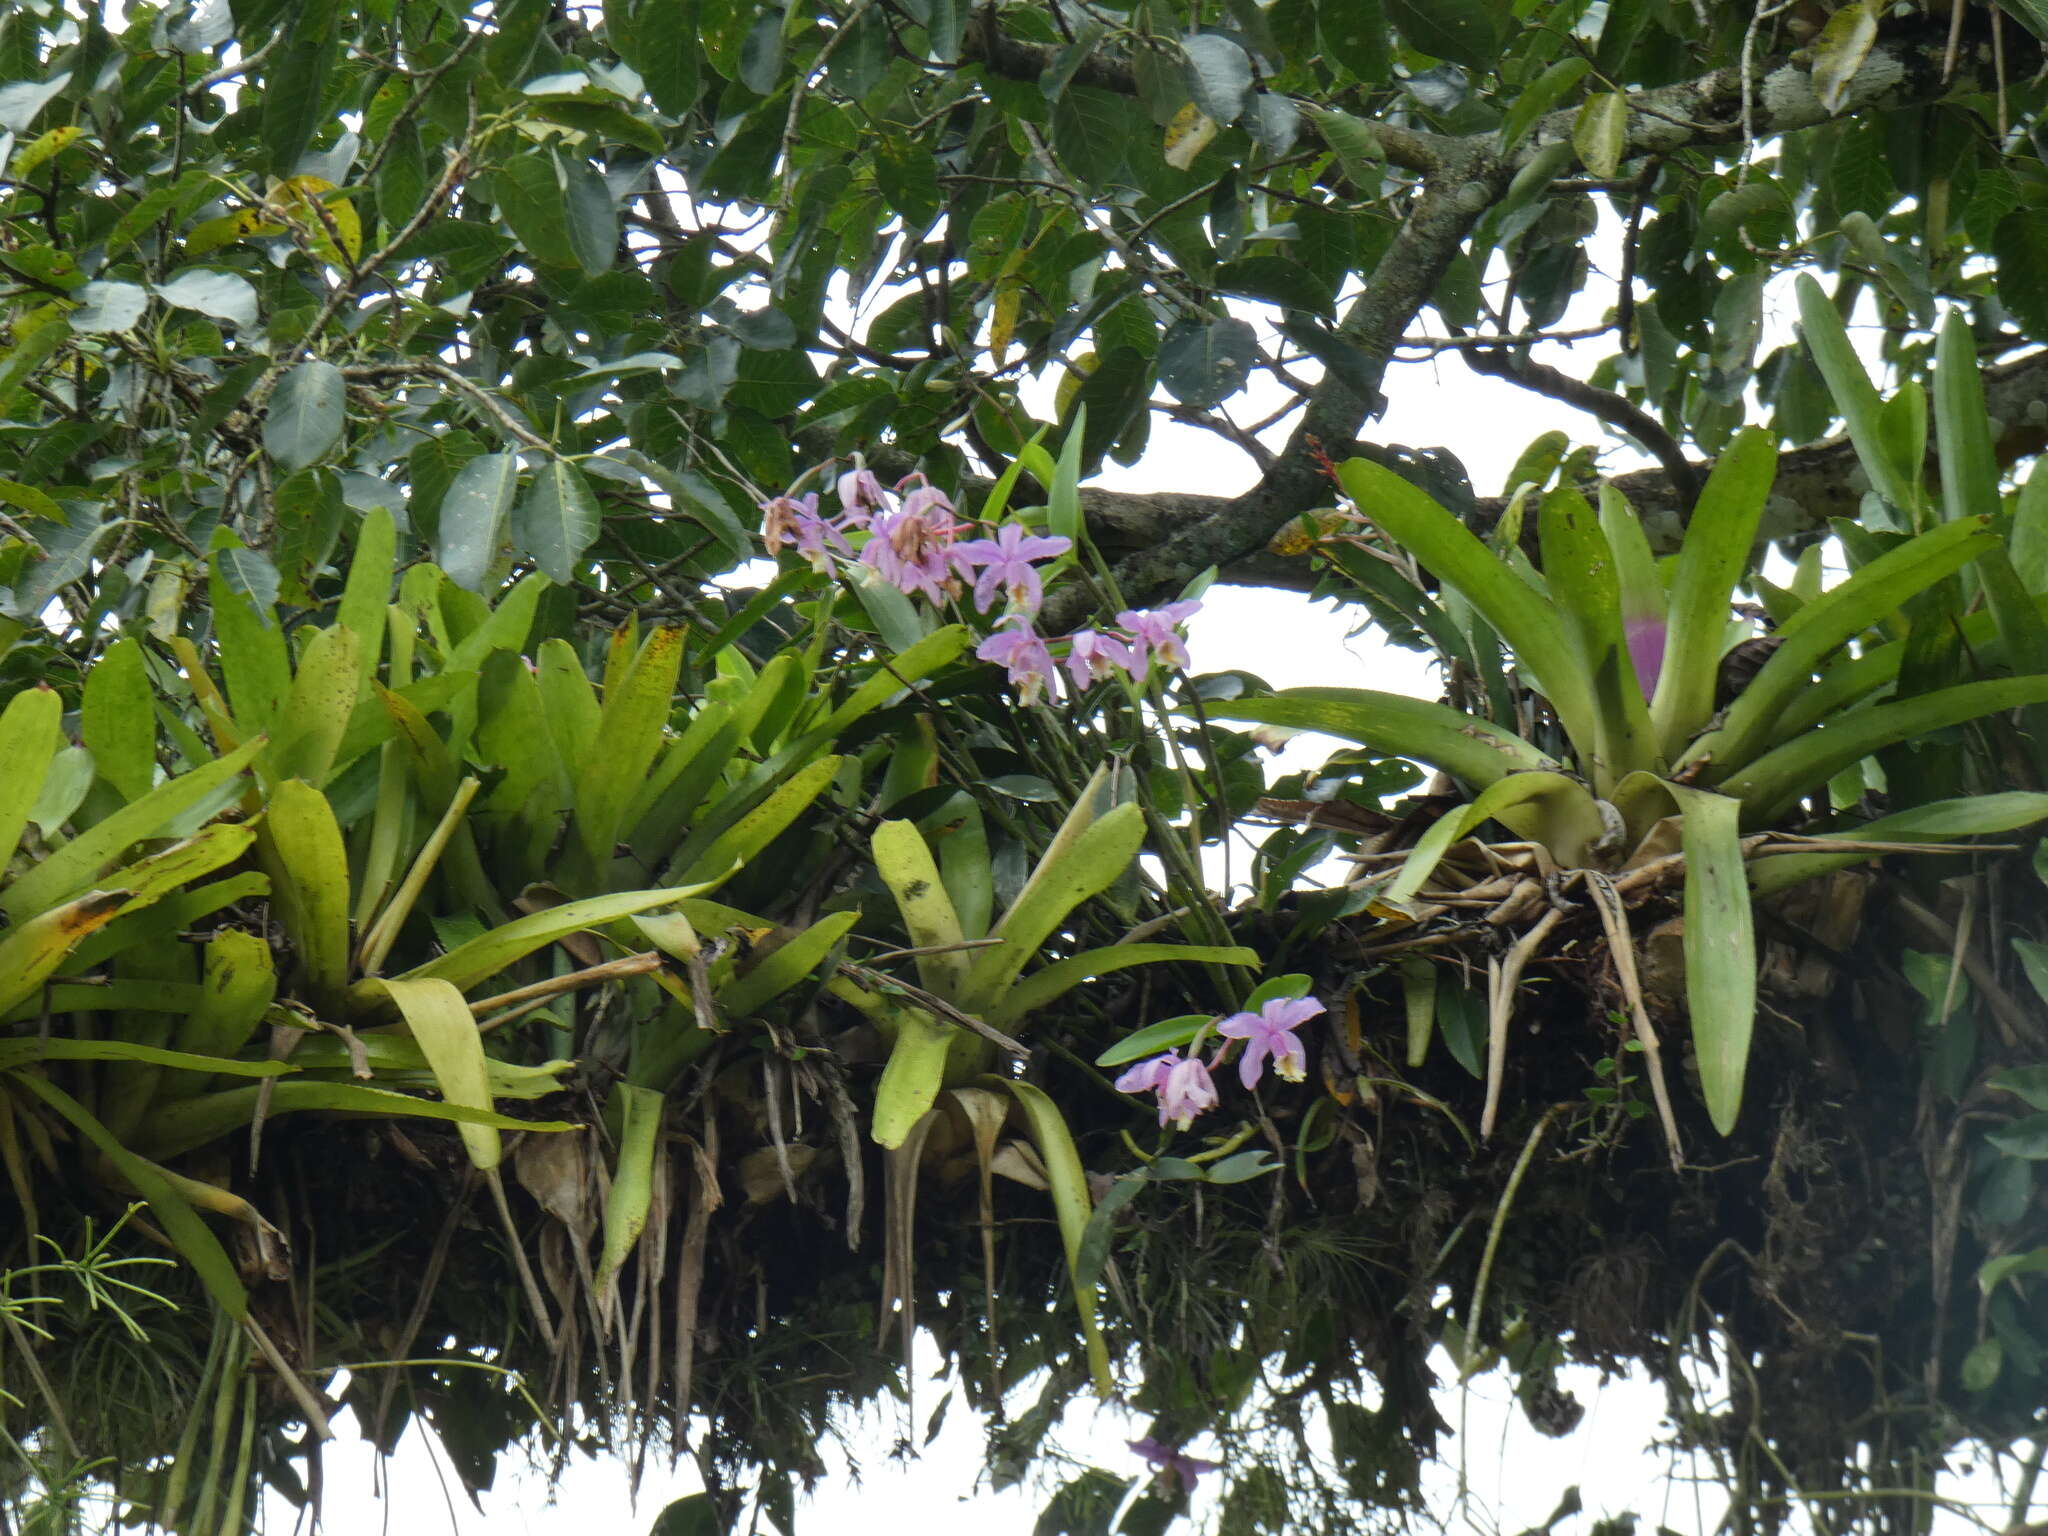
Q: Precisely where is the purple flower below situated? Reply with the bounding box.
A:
[1063,627,1134,690]
[952,522,1072,613]
[1158,1052,1218,1129]
[1624,614,1667,701]
[1113,1049,1219,1130]
[976,620,1061,704]
[1128,1437,1222,1494]
[1117,600,1202,673]
[1215,995,1323,1088]
[861,495,962,603]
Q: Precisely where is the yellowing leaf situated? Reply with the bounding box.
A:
[274,174,363,265]
[1572,92,1628,180]
[1163,102,1219,171]
[10,124,84,181]
[1812,0,1880,115]
[989,282,1021,367]
[373,976,501,1169]
[184,207,279,258]
[1054,349,1097,420]
[184,177,363,268]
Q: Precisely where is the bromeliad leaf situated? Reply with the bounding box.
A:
[960,801,1146,1012]
[1382,771,1609,908]
[1666,783,1754,1137]
[1206,687,1556,790]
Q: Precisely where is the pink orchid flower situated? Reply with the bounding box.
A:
[1215,995,1323,1088]
[862,497,963,602]
[952,523,1072,613]
[976,619,1061,704]
[1063,627,1135,690]
[1129,1437,1222,1494]
[1116,599,1202,673]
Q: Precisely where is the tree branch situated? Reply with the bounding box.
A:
[1034,346,2048,594]
[1459,346,1702,514]
[1050,18,2030,619]
[961,22,1451,173]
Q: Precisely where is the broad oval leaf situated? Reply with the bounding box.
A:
[1157,315,1259,408]
[1383,0,1499,68]
[560,152,619,276]
[155,267,258,329]
[1181,33,1254,127]
[1573,93,1628,179]
[69,279,150,334]
[1812,0,1880,114]
[437,451,520,592]
[265,359,346,472]
[515,458,601,583]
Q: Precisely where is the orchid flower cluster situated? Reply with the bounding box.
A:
[757,464,1202,704]
[1115,995,1325,1132]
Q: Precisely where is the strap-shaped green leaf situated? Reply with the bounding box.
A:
[136,1081,577,1162]
[872,820,970,995]
[985,1076,1114,1396]
[1665,783,1753,1137]
[1750,791,2048,896]
[1382,771,1608,906]
[335,506,396,694]
[596,1082,663,1300]
[991,944,1259,1027]
[0,1037,291,1077]
[1649,427,1775,757]
[537,637,603,780]
[719,909,860,1016]
[1795,274,1923,518]
[1336,458,1597,757]
[960,801,1146,1012]
[667,754,843,891]
[1,736,264,922]
[872,1003,955,1149]
[373,976,501,1170]
[1541,486,1656,790]
[262,781,352,1012]
[1719,675,2048,825]
[63,867,267,977]
[1691,515,1996,777]
[0,684,61,869]
[263,622,359,787]
[1206,687,1554,790]
[383,885,707,996]
[576,625,686,864]
[626,706,738,861]
[0,890,129,1015]
[17,1074,248,1319]
[209,559,289,734]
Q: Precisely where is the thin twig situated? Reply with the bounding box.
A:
[472,952,668,1025]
